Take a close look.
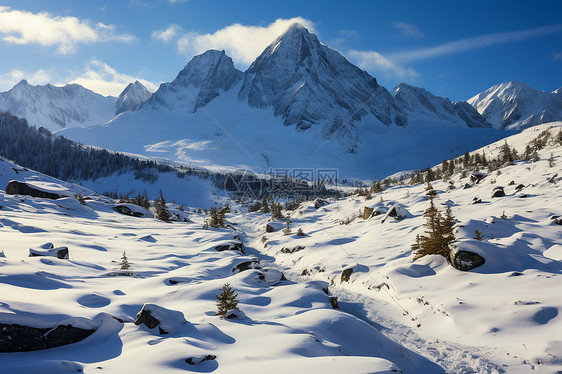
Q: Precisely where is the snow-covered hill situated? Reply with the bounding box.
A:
[114,81,152,115]
[468,81,562,130]
[240,121,562,373]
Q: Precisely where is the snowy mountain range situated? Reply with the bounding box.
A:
[0,79,151,132]
[1,23,560,177]
[468,81,562,130]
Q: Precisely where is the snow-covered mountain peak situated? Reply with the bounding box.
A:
[468,81,562,130]
[239,22,404,146]
[142,49,242,113]
[0,81,117,131]
[115,80,151,115]
[393,83,490,128]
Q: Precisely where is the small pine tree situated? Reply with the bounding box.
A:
[500,211,508,219]
[271,202,283,220]
[296,228,306,237]
[413,197,455,260]
[473,229,483,241]
[76,194,86,205]
[259,197,270,213]
[154,190,171,222]
[216,283,239,316]
[549,153,555,168]
[120,250,131,270]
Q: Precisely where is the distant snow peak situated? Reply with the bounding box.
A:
[468,81,562,130]
[142,49,243,113]
[0,80,116,131]
[115,81,151,115]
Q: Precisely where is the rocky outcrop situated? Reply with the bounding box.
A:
[0,323,95,352]
[451,250,486,271]
[6,180,63,200]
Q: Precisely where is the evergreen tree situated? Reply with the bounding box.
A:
[499,141,514,164]
[216,283,239,316]
[120,250,131,270]
[413,197,455,260]
[549,153,555,168]
[473,229,483,241]
[271,202,283,220]
[154,189,171,222]
[208,207,226,228]
[259,196,270,213]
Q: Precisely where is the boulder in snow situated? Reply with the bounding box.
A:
[29,243,68,259]
[341,268,354,282]
[491,186,505,198]
[470,172,486,184]
[363,206,374,220]
[232,259,261,273]
[381,204,411,223]
[451,250,486,271]
[185,354,217,365]
[134,304,186,335]
[215,242,245,254]
[314,198,327,209]
[280,245,305,254]
[113,204,151,218]
[5,180,63,200]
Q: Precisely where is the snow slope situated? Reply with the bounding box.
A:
[0,160,441,373]
[468,82,562,130]
[237,122,562,373]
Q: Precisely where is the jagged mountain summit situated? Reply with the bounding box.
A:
[392,83,490,128]
[0,80,116,132]
[467,81,562,130]
[142,50,243,113]
[115,81,152,115]
[239,23,406,142]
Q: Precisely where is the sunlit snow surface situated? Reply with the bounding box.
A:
[0,122,561,373]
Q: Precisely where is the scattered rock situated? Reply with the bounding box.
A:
[548,173,558,184]
[329,296,340,310]
[185,354,217,365]
[232,259,261,273]
[134,304,186,335]
[462,183,472,189]
[470,172,486,184]
[451,250,486,271]
[381,204,410,223]
[5,180,63,200]
[0,323,95,352]
[363,206,374,220]
[508,181,515,185]
[515,184,526,191]
[551,215,562,225]
[113,204,145,217]
[472,197,482,204]
[491,186,505,198]
[341,268,354,282]
[265,224,275,233]
[224,309,245,319]
[215,242,245,255]
[29,243,69,259]
[314,198,327,209]
[279,245,305,254]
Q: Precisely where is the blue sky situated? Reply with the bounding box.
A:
[0,0,560,101]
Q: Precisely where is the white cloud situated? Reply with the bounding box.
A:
[0,69,53,91]
[392,22,424,38]
[65,60,158,96]
[176,17,315,66]
[390,24,562,63]
[347,50,418,80]
[152,24,181,43]
[0,6,134,54]
[168,0,187,3]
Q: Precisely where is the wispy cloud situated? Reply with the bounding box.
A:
[176,17,315,66]
[346,50,418,80]
[66,60,157,96]
[554,52,562,61]
[392,22,424,38]
[152,24,181,43]
[0,6,134,54]
[390,24,562,63]
[0,69,52,92]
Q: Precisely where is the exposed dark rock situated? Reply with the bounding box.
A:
[135,309,161,330]
[548,173,558,183]
[0,323,95,352]
[363,206,374,220]
[451,250,486,271]
[5,180,63,200]
[232,259,261,273]
[491,186,505,198]
[472,197,482,204]
[314,198,327,209]
[215,242,245,254]
[551,215,562,225]
[508,180,515,185]
[113,205,144,217]
[280,245,305,254]
[29,244,69,259]
[341,268,354,282]
[185,354,217,365]
[462,183,472,189]
[515,184,526,191]
[329,296,340,310]
[470,172,486,184]
[266,224,275,232]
